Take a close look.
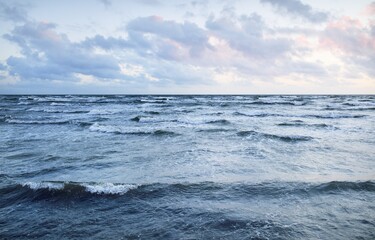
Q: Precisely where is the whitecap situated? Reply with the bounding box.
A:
[22,181,138,195]
[88,109,121,115]
[89,122,120,133]
[5,119,69,124]
[23,181,65,190]
[50,102,71,106]
[82,183,138,195]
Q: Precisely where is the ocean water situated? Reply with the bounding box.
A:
[0,95,374,239]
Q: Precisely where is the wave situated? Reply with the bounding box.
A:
[0,115,10,123]
[324,106,375,111]
[5,119,71,125]
[17,101,35,105]
[233,112,285,117]
[144,111,160,115]
[50,102,72,106]
[237,130,313,142]
[197,128,232,133]
[349,107,375,111]
[89,123,178,136]
[27,108,89,114]
[243,101,302,106]
[23,181,138,195]
[1,180,373,204]
[5,118,96,127]
[342,103,356,106]
[88,109,122,115]
[206,119,231,125]
[304,114,366,119]
[140,99,167,104]
[130,116,141,122]
[277,122,337,129]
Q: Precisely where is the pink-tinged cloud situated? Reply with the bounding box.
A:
[320,17,375,56]
[319,16,375,77]
[363,2,375,16]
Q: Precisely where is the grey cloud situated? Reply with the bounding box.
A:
[206,13,291,60]
[4,21,124,81]
[357,58,375,77]
[138,0,161,5]
[0,63,6,70]
[81,35,130,50]
[98,0,111,7]
[190,0,209,7]
[260,0,329,23]
[82,16,213,61]
[0,1,29,22]
[3,19,211,87]
[127,16,212,58]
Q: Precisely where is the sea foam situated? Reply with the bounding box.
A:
[22,181,139,195]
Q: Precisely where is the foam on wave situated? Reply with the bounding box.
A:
[13,180,375,199]
[23,181,65,190]
[88,109,122,115]
[6,119,71,125]
[22,181,138,195]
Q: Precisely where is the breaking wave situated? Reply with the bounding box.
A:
[1,180,373,203]
[237,130,313,142]
[5,119,71,125]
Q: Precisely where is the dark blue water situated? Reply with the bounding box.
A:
[1,95,374,239]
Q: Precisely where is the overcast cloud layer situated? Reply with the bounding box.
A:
[0,0,374,94]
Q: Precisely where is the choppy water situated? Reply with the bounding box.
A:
[1,95,374,239]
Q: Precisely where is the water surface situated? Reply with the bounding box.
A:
[1,95,374,239]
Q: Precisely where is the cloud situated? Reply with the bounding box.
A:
[4,12,327,89]
[83,16,214,61]
[98,0,111,7]
[0,1,29,22]
[127,16,212,59]
[320,16,375,77]
[4,5,366,93]
[81,35,130,50]
[0,62,6,71]
[363,2,375,16]
[138,0,161,5]
[3,21,125,81]
[320,17,374,55]
[206,13,291,60]
[260,0,329,23]
[3,18,214,89]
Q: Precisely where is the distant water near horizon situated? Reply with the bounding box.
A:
[1,95,374,239]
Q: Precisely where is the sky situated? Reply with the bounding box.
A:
[0,0,374,94]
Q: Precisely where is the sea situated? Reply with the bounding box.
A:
[0,95,374,239]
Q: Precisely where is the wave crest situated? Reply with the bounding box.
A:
[237,130,313,142]
[23,181,138,195]
[89,123,178,136]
